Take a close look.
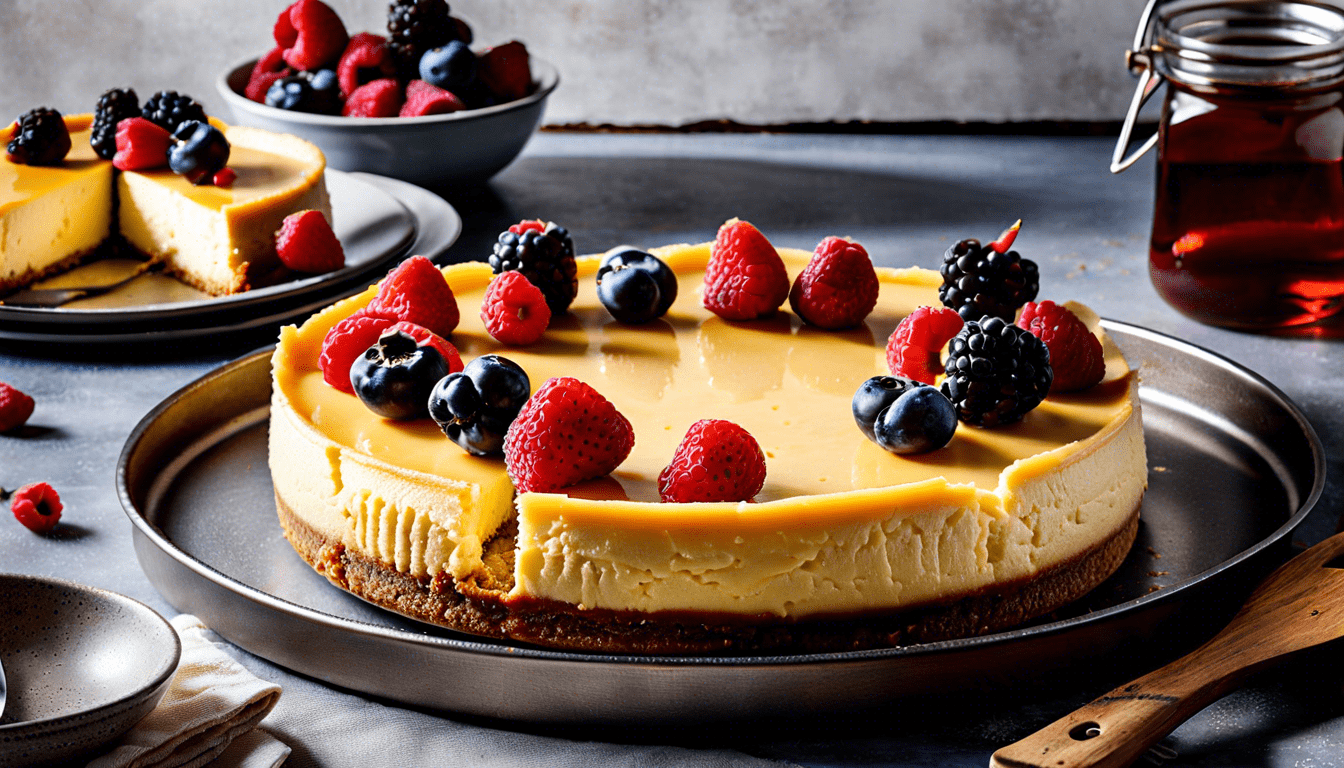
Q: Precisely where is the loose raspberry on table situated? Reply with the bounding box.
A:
[342,78,403,117]
[400,80,465,117]
[8,482,62,533]
[112,117,172,171]
[503,377,634,493]
[702,218,790,321]
[788,236,879,329]
[658,419,767,503]
[387,320,463,374]
[481,271,551,345]
[0,382,35,433]
[276,0,349,71]
[1017,301,1105,392]
[885,306,964,385]
[276,210,345,274]
[337,33,397,98]
[319,313,397,393]
[365,255,460,337]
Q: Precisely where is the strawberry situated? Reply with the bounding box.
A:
[336,32,396,98]
[276,0,348,72]
[481,270,551,345]
[477,41,533,102]
[319,313,397,393]
[0,382,35,433]
[342,78,403,118]
[400,80,465,117]
[365,255,460,337]
[276,210,345,273]
[885,306,964,385]
[112,117,171,171]
[658,419,767,503]
[1017,301,1105,392]
[702,218,790,321]
[788,236,879,329]
[8,482,62,533]
[386,320,463,374]
[504,377,634,493]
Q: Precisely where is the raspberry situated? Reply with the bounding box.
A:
[9,482,61,533]
[276,0,349,71]
[276,210,345,273]
[343,78,403,118]
[503,377,634,493]
[788,236,879,329]
[0,382,35,433]
[478,41,533,102]
[255,45,289,76]
[702,218,789,321]
[337,33,396,98]
[1017,301,1105,392]
[481,271,551,345]
[365,255,460,337]
[658,419,767,503]
[941,316,1052,427]
[387,321,463,374]
[319,313,397,393]
[400,80,465,117]
[885,306,964,385]
[246,67,291,104]
[112,117,172,171]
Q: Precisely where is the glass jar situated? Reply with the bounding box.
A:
[1114,0,1344,330]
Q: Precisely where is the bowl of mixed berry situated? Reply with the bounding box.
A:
[216,0,558,186]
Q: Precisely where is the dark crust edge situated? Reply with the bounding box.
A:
[276,492,1142,655]
[0,246,102,293]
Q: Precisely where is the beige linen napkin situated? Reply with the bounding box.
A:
[86,615,289,768]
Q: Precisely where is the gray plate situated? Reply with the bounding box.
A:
[118,323,1323,725]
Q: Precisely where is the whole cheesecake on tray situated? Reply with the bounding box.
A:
[0,89,330,297]
[268,218,1146,654]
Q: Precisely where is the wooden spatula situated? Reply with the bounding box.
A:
[991,531,1344,768]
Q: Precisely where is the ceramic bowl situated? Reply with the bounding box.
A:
[216,56,558,187]
[0,575,180,768]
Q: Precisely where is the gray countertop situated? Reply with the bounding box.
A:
[2,132,1342,767]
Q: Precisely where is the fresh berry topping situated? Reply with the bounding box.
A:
[871,386,957,455]
[658,419,767,503]
[90,88,140,159]
[429,354,530,456]
[488,221,579,315]
[503,377,634,493]
[213,168,237,187]
[319,313,397,393]
[276,210,345,273]
[388,320,463,372]
[0,382,35,433]
[399,80,465,117]
[1017,301,1105,392]
[6,108,70,166]
[788,236,879,329]
[350,328,450,420]
[990,219,1023,254]
[702,218,789,321]
[9,482,62,534]
[419,40,477,94]
[851,375,921,442]
[365,255,460,337]
[276,0,349,71]
[337,32,397,98]
[343,78,404,117]
[387,0,456,81]
[478,41,532,102]
[885,306,964,384]
[938,225,1040,322]
[481,271,551,345]
[112,117,172,171]
[597,248,677,324]
[141,91,208,134]
[941,316,1052,427]
[168,121,231,186]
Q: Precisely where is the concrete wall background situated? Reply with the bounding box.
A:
[0,0,1148,128]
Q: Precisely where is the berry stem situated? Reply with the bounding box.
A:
[990,220,1023,254]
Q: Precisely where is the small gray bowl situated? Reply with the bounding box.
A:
[0,575,180,768]
[216,56,558,187]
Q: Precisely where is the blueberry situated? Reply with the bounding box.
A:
[265,72,341,115]
[305,69,342,114]
[873,386,957,455]
[852,375,921,442]
[428,354,530,456]
[168,121,230,185]
[351,330,450,420]
[419,41,477,94]
[596,248,678,323]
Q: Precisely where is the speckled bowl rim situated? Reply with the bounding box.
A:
[0,573,180,734]
[216,54,559,127]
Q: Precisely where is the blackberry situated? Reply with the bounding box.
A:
[387,0,456,81]
[940,316,1052,427]
[141,91,208,134]
[937,237,1039,322]
[6,107,71,166]
[489,223,579,314]
[90,87,139,159]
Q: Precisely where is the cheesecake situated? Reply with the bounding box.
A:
[0,115,330,296]
[269,243,1146,654]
